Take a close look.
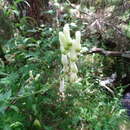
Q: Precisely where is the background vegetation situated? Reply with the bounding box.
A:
[0,0,130,129]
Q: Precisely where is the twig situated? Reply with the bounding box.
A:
[84,47,122,57]
[101,84,114,95]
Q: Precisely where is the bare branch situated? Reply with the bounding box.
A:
[83,47,130,58]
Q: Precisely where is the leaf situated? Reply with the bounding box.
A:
[10,122,23,128]
[0,73,19,85]
[0,90,12,101]
[0,103,8,114]
[10,105,19,113]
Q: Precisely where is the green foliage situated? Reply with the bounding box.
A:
[0,0,129,129]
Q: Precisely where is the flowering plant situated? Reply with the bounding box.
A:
[59,24,81,92]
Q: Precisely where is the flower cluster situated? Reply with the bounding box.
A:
[59,24,81,92]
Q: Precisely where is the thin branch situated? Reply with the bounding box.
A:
[83,47,130,58]
[101,84,114,95]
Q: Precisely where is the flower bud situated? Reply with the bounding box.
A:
[61,54,68,66]
[63,66,69,73]
[70,62,78,73]
[33,119,41,128]
[59,32,67,48]
[70,72,78,82]
[75,31,81,52]
[60,45,65,54]
[63,24,71,41]
[63,24,72,47]
[59,32,71,51]
[59,79,65,92]
[76,31,81,43]
[69,50,77,62]
[29,70,33,79]
[35,74,40,81]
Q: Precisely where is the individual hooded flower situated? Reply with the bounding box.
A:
[70,62,78,73]
[59,32,67,48]
[70,72,78,83]
[69,49,77,62]
[59,31,71,51]
[63,24,72,47]
[60,44,65,54]
[59,78,65,92]
[75,31,81,52]
[63,66,69,73]
[61,54,68,66]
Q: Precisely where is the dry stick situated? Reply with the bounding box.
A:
[102,84,114,96]
[84,47,124,57]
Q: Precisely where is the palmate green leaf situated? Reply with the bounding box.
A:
[0,73,19,85]
[0,90,11,114]
[0,72,8,77]
[3,125,11,130]
[0,90,11,101]
[10,121,23,128]
[10,105,19,113]
[18,64,39,78]
[0,103,8,114]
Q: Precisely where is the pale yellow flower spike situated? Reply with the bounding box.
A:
[59,24,82,92]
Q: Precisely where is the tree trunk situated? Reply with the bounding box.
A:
[6,0,50,24]
[0,44,6,62]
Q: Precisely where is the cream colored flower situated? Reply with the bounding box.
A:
[61,54,68,66]
[75,31,81,52]
[69,49,77,62]
[70,72,78,82]
[59,31,72,50]
[59,32,67,47]
[59,24,82,91]
[60,45,65,54]
[70,62,78,73]
[63,66,69,73]
[63,24,72,43]
[59,79,65,92]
